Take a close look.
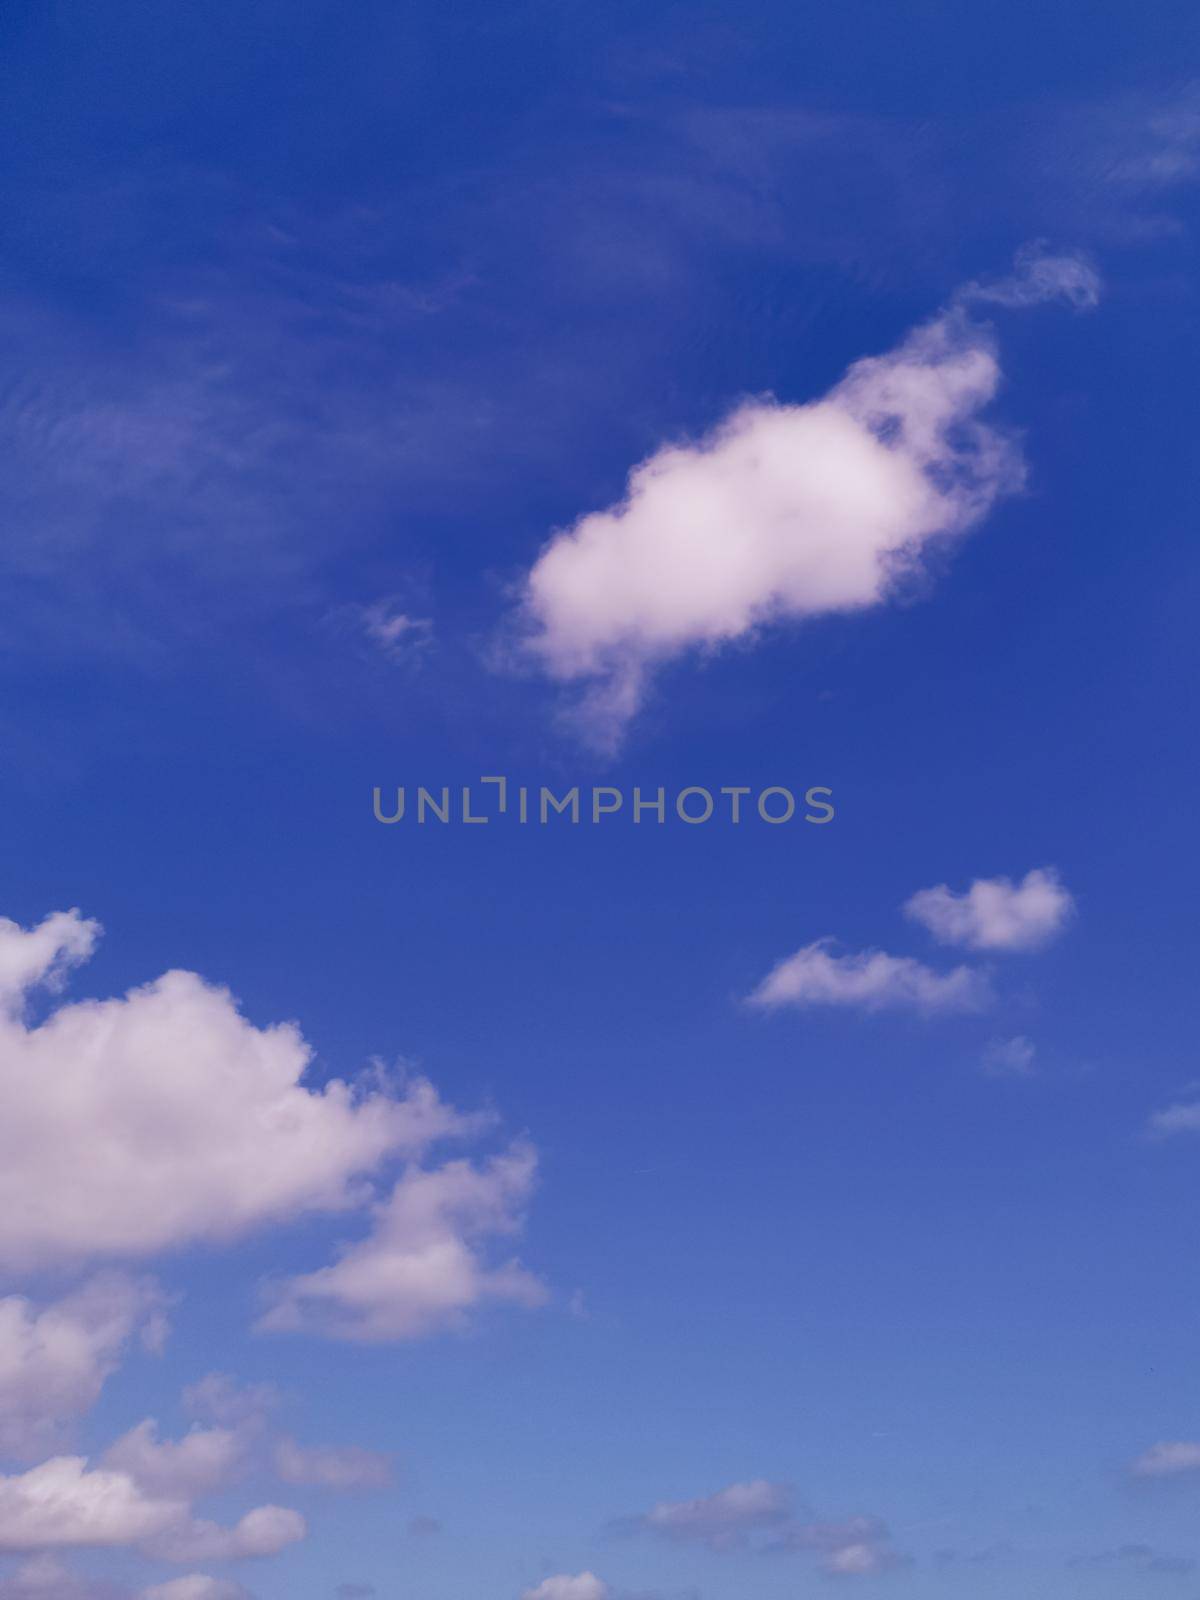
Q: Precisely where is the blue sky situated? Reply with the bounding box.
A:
[1,3,1199,1598]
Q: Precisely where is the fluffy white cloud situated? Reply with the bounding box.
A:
[521,1576,608,1600]
[516,252,1093,744]
[102,1421,247,1501]
[0,911,98,1012]
[0,909,488,1269]
[0,1275,167,1459]
[1130,1441,1200,1478]
[904,868,1074,952]
[636,1479,792,1549]
[0,1456,302,1562]
[104,1378,391,1496]
[748,939,988,1014]
[258,1145,546,1341]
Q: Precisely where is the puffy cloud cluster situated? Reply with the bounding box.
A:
[749,866,1074,1017]
[517,249,1096,746]
[0,906,543,1594]
[904,868,1075,951]
[0,1455,301,1560]
[0,911,480,1271]
[0,1276,167,1459]
[259,1145,546,1342]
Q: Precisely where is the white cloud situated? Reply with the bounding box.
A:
[636,1479,792,1550]
[1130,1441,1200,1478]
[102,1421,247,1501]
[139,1580,251,1600]
[1146,1100,1200,1138]
[104,1379,391,1496]
[516,251,1094,745]
[980,1036,1037,1077]
[0,909,491,1270]
[778,1515,903,1576]
[630,1481,902,1574]
[0,1275,168,1459]
[271,1437,392,1491]
[957,242,1102,310]
[0,911,99,1014]
[0,1456,301,1561]
[904,868,1074,952]
[748,939,988,1015]
[258,1144,547,1342]
[521,1576,608,1600]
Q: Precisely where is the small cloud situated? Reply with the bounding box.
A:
[1146,1101,1200,1138]
[748,939,989,1015]
[521,1576,608,1600]
[406,1515,441,1538]
[335,1586,376,1600]
[632,1480,792,1551]
[326,595,434,666]
[1130,1440,1200,1478]
[957,242,1102,311]
[904,868,1075,952]
[980,1036,1037,1078]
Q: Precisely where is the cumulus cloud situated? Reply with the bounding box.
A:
[0,1275,168,1459]
[748,939,988,1015]
[634,1480,792,1550]
[904,868,1075,952]
[102,1421,248,1501]
[258,1144,547,1341]
[0,1456,302,1561]
[0,908,508,1273]
[1129,1440,1200,1478]
[103,1377,391,1498]
[515,250,1094,745]
[521,1576,609,1600]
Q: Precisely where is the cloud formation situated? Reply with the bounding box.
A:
[516,250,1095,745]
[521,1575,609,1600]
[635,1479,791,1550]
[748,939,988,1015]
[0,909,544,1353]
[904,868,1075,951]
[1129,1440,1200,1478]
[626,1479,902,1575]
[0,1276,167,1459]
[258,1144,546,1341]
[0,1456,302,1562]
